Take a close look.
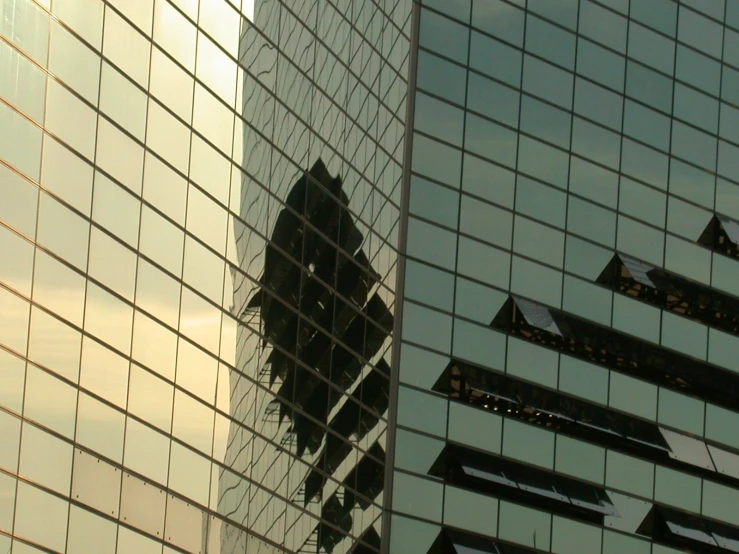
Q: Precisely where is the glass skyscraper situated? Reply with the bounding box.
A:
[4,0,739,554]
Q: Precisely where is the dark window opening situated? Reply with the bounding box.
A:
[490,296,739,413]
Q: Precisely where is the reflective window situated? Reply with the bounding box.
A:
[619,177,666,227]
[703,480,739,528]
[0,410,21,472]
[397,385,448,437]
[389,514,440,554]
[414,92,465,147]
[658,387,705,437]
[52,0,104,49]
[402,301,452,353]
[36,192,90,271]
[412,134,462,188]
[576,38,625,92]
[469,31,522,87]
[41,136,93,215]
[467,72,520,128]
[675,84,719,134]
[513,216,564,267]
[92,173,141,248]
[676,44,721,95]
[455,276,508,325]
[555,435,605,484]
[0,471,15,531]
[672,122,717,171]
[665,235,711,285]
[406,216,458,271]
[392,472,443,522]
[520,95,571,149]
[623,100,671,151]
[528,0,579,29]
[625,61,673,114]
[404,260,455,312]
[609,371,658,421]
[400,342,451,391]
[498,500,551,551]
[603,529,651,554]
[448,401,502,454]
[670,159,715,208]
[559,355,609,405]
[76,392,124,464]
[517,136,570,189]
[471,0,525,46]
[460,194,512,248]
[457,236,510,289]
[621,139,669,191]
[424,0,471,22]
[0,225,33,297]
[416,50,467,106]
[394,428,445,475]
[410,175,459,229]
[0,0,49,65]
[706,404,739,451]
[569,156,619,208]
[150,46,194,123]
[572,117,621,169]
[679,6,724,58]
[14,482,69,552]
[552,516,602,554]
[612,292,661,344]
[97,117,145,196]
[654,466,701,512]
[510,256,563,308]
[67,505,117,553]
[79,337,129,411]
[462,153,515,208]
[453,319,507,370]
[563,275,612,326]
[525,14,576,70]
[103,8,151,87]
[574,78,623,131]
[523,55,574,109]
[724,28,739,68]
[606,450,654,498]
[630,0,677,36]
[0,349,25,414]
[579,0,627,52]
[627,21,675,75]
[28,307,81,382]
[419,9,469,64]
[709,327,739,374]
[49,20,100,104]
[565,235,613,280]
[0,102,42,181]
[465,113,518,169]
[0,39,45,123]
[503,418,555,469]
[567,196,616,247]
[99,62,148,141]
[507,336,559,389]
[444,485,499,537]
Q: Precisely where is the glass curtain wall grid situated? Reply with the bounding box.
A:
[388,1,739,554]
[0,0,409,553]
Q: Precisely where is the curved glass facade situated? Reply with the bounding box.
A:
[0,0,408,552]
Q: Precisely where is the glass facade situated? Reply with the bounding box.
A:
[390,0,739,553]
[5,0,739,553]
[0,0,408,552]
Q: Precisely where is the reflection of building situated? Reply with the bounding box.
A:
[220,159,392,553]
